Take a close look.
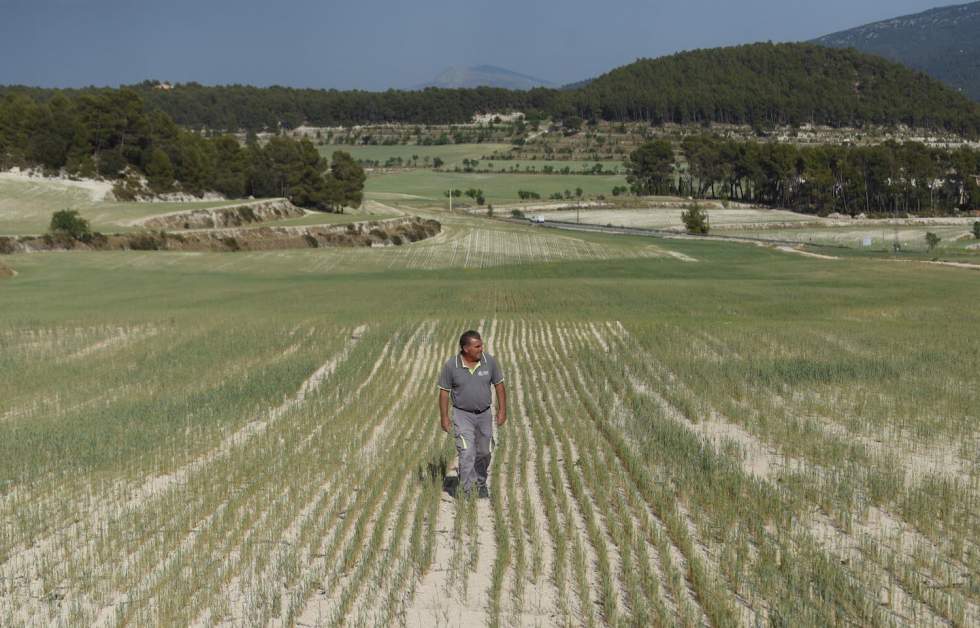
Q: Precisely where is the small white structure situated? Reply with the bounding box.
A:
[471,112,525,125]
[532,215,546,223]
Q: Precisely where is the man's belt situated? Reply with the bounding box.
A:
[453,405,491,414]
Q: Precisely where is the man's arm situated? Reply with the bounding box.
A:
[439,389,451,433]
[494,382,507,426]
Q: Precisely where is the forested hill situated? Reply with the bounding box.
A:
[813,1,980,101]
[573,43,980,133]
[3,43,978,136]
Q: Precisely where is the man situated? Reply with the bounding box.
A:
[438,330,506,498]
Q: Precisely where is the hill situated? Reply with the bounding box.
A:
[574,43,980,133]
[813,1,980,101]
[417,65,553,90]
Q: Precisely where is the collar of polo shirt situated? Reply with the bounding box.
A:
[456,352,486,374]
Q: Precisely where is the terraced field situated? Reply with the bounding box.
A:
[0,173,240,235]
[0,174,402,237]
[1,211,978,626]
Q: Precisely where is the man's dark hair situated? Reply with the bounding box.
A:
[459,330,482,350]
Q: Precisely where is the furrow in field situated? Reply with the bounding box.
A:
[609,325,955,625]
[548,323,633,623]
[0,328,362,603]
[563,322,709,626]
[181,331,412,625]
[7,327,379,625]
[512,321,575,626]
[291,326,449,626]
[521,322,602,626]
[135,325,364,496]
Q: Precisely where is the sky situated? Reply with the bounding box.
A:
[0,0,953,90]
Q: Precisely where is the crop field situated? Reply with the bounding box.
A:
[366,171,627,207]
[319,144,513,169]
[1,212,979,627]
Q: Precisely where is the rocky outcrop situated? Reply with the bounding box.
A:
[135,198,305,230]
[0,262,14,278]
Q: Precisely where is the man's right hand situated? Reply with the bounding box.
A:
[440,417,451,433]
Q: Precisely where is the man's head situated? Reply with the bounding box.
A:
[459,330,483,362]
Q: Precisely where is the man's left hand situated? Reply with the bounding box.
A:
[495,413,507,427]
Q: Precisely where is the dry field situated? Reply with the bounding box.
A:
[538,207,823,231]
[1,212,978,627]
[540,206,980,255]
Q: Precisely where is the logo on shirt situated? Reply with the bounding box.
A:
[478,370,489,376]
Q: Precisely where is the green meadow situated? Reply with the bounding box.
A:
[365,170,627,206]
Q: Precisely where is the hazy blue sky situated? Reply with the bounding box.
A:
[0,0,949,89]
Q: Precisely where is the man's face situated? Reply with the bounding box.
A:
[462,338,483,362]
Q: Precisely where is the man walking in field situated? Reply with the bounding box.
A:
[438,330,506,499]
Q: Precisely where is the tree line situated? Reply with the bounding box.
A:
[626,136,980,214]
[0,90,364,211]
[3,44,978,136]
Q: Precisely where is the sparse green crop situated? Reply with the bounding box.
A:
[0,210,977,626]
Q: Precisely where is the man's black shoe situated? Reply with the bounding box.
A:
[477,485,491,499]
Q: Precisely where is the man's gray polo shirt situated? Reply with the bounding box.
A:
[438,353,504,413]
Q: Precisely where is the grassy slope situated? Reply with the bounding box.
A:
[0,177,402,236]
[0,176,248,235]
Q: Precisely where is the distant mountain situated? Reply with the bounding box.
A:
[417,65,553,90]
[812,1,980,100]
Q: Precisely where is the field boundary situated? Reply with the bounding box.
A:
[0,216,441,254]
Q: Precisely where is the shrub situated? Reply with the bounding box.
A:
[973,221,980,240]
[681,204,709,235]
[925,231,941,251]
[49,209,91,240]
[129,233,162,250]
[511,209,526,219]
[221,236,240,252]
[111,174,143,201]
[303,234,319,248]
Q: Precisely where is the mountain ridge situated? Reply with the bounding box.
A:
[812,1,980,100]
[416,65,553,90]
